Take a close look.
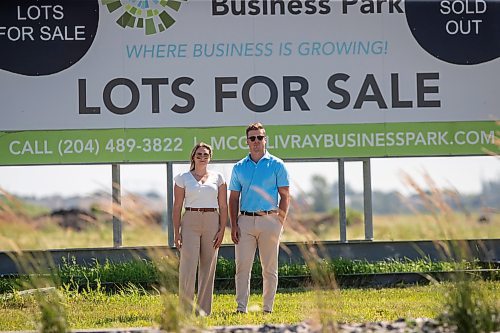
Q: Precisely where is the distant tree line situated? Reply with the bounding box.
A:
[9,174,499,216]
[295,174,500,215]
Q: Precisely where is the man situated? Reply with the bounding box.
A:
[228,122,290,314]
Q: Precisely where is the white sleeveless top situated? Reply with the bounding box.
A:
[174,171,225,208]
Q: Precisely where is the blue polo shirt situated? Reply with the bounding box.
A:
[229,151,290,212]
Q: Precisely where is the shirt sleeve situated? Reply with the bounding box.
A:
[228,167,242,192]
[174,173,185,188]
[217,172,226,187]
[276,161,290,187]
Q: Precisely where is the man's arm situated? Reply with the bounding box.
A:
[229,190,241,244]
[277,186,290,225]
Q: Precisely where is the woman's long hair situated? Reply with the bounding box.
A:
[189,142,213,171]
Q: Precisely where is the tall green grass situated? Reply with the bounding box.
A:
[0,257,488,293]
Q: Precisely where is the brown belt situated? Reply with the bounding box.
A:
[240,210,278,216]
[185,207,217,212]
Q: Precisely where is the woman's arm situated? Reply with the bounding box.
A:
[173,184,185,249]
[214,182,228,248]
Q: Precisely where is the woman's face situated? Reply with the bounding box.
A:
[193,146,211,167]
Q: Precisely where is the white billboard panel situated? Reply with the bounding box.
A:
[0,0,498,164]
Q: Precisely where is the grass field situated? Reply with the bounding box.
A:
[1,281,498,330]
[1,192,499,331]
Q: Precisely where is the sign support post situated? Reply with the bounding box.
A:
[338,159,347,243]
[363,159,374,241]
[166,162,174,247]
[112,164,122,247]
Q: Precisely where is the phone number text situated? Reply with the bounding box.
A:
[8,137,184,156]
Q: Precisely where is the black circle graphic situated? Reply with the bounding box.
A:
[0,0,99,76]
[405,0,500,65]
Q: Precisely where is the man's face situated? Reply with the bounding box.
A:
[246,129,266,154]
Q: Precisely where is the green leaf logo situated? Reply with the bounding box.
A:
[102,0,187,35]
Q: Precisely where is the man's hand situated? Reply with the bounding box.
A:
[278,213,285,226]
[231,225,240,244]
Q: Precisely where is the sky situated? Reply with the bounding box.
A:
[0,155,498,198]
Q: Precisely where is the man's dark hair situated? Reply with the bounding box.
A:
[246,122,265,137]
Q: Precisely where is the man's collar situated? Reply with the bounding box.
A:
[245,150,270,163]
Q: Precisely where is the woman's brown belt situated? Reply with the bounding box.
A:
[185,207,218,212]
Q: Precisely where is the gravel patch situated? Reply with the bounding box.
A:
[211,318,460,333]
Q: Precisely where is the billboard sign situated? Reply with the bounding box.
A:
[0,0,498,164]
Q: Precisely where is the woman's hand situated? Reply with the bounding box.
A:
[213,229,224,249]
[174,232,182,249]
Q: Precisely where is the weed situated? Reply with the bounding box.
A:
[440,279,499,333]
[403,171,500,332]
[37,289,69,333]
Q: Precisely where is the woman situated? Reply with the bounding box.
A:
[173,142,227,316]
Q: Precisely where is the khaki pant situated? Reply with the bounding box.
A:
[178,211,219,315]
[235,214,283,313]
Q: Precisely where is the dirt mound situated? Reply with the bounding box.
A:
[50,208,97,231]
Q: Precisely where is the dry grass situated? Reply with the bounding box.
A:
[0,218,168,251]
[0,189,169,251]
[280,212,500,243]
[355,213,498,241]
[1,212,498,251]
